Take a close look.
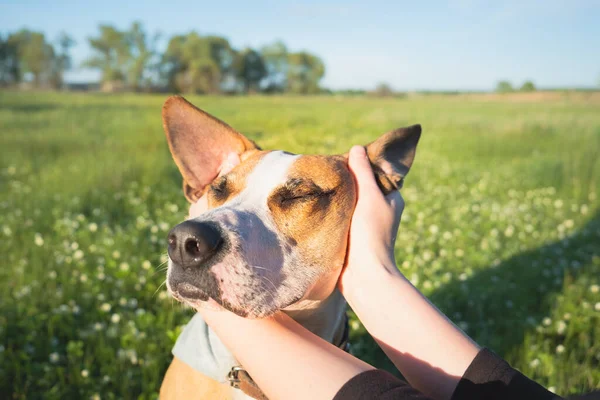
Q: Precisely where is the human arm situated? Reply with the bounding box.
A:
[339,145,481,400]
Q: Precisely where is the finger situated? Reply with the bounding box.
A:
[348,145,380,195]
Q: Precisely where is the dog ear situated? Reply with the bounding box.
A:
[364,124,421,195]
[162,96,259,203]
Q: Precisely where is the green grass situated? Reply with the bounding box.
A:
[1,91,599,399]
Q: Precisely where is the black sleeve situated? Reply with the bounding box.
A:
[452,348,562,400]
[332,348,561,400]
[332,369,433,400]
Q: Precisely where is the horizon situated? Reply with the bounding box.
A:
[1,0,599,91]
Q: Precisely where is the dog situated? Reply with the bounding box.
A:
[159,96,421,399]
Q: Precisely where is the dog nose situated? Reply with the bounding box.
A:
[167,221,223,268]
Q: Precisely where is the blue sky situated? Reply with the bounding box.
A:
[1,0,599,90]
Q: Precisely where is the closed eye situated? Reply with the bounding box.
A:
[210,177,229,199]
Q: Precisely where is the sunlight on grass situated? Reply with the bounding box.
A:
[0,91,598,398]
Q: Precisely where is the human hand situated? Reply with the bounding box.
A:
[339,145,405,292]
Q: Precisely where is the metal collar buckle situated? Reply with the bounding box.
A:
[227,366,245,389]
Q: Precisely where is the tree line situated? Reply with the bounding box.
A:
[0,22,325,94]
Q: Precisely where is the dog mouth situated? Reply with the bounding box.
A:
[169,282,209,302]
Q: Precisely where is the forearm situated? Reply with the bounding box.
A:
[200,308,374,400]
[343,263,480,400]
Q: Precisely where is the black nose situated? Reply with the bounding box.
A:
[167,221,223,268]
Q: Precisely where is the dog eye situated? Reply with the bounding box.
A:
[210,177,229,199]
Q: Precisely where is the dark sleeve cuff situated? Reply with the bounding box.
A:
[333,369,433,400]
[451,348,562,400]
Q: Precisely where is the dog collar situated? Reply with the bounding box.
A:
[227,313,351,400]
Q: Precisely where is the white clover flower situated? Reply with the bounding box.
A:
[88,223,98,232]
[74,250,84,260]
[34,233,44,246]
[81,369,89,378]
[71,242,79,250]
[423,280,432,290]
[595,302,600,311]
[79,274,88,283]
[102,375,110,383]
[48,271,57,279]
[93,322,103,331]
[542,317,552,326]
[159,222,169,231]
[504,226,515,237]
[142,260,151,270]
[90,394,101,400]
[119,262,130,272]
[429,225,439,235]
[563,313,571,320]
[590,285,599,294]
[7,165,16,175]
[97,272,105,280]
[529,358,540,368]
[442,231,452,240]
[49,352,60,363]
[459,273,468,281]
[581,205,589,215]
[556,320,567,335]
[556,345,565,354]
[100,303,111,312]
[112,250,121,259]
[111,314,121,324]
[151,225,159,234]
[119,297,127,306]
[455,249,464,258]
[160,254,168,263]
[553,200,563,209]
[158,291,169,300]
[350,320,360,331]
[423,251,433,261]
[2,226,12,236]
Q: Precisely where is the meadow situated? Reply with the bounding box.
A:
[0,90,599,399]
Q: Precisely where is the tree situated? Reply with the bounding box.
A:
[5,30,56,87]
[260,41,288,92]
[162,32,234,93]
[84,22,160,91]
[520,81,536,92]
[287,51,325,94]
[234,48,266,93]
[83,25,129,83]
[496,80,514,93]
[126,22,160,91]
[49,32,75,88]
[373,82,394,97]
[0,34,20,85]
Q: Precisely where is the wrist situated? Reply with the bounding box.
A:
[340,257,405,305]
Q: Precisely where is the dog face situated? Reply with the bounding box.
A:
[163,96,421,318]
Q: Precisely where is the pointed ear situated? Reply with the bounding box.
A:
[364,124,422,195]
[162,96,259,203]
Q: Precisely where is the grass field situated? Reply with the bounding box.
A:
[1,91,599,399]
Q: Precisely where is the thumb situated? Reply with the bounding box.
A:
[348,145,379,195]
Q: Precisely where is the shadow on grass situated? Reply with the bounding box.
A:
[350,210,599,392]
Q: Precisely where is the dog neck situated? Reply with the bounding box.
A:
[282,289,347,344]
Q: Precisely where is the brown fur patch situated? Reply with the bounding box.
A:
[205,150,266,208]
[268,155,356,276]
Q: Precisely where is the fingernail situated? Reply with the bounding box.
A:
[350,145,366,158]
